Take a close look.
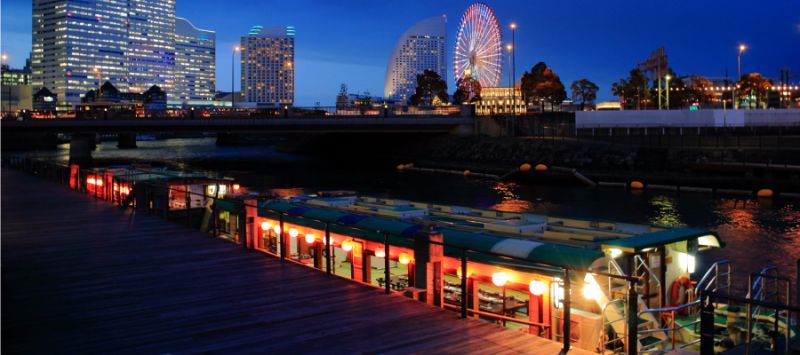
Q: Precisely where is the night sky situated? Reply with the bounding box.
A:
[2,0,799,105]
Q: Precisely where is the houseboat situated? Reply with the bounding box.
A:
[81,165,795,354]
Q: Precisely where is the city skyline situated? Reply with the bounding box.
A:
[3,0,800,105]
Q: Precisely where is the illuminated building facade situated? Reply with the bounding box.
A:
[32,0,200,108]
[174,17,216,105]
[475,87,525,115]
[126,0,176,97]
[32,0,130,108]
[241,26,295,106]
[383,16,447,103]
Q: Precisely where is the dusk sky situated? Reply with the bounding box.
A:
[2,0,799,105]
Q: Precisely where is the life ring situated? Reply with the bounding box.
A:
[670,275,692,313]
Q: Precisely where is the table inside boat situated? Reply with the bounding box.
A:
[444,281,528,317]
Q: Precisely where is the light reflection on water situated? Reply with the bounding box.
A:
[25,138,800,286]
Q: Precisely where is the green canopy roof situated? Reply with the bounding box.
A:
[601,228,723,252]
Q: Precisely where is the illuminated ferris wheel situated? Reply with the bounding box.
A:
[454,3,503,88]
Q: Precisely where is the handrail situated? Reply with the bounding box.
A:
[747,265,777,300]
[600,299,627,355]
[694,259,730,296]
[634,254,662,308]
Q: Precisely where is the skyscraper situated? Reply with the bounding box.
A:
[32,0,202,108]
[383,16,447,103]
[174,17,216,105]
[32,0,130,107]
[240,26,295,106]
[126,0,176,96]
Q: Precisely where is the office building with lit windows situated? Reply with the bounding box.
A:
[32,0,130,108]
[383,16,447,103]
[32,0,194,108]
[240,26,295,106]
[174,17,216,105]
[126,0,176,96]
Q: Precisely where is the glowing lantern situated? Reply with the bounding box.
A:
[398,252,411,265]
[95,179,103,186]
[261,221,272,231]
[607,248,623,259]
[273,225,281,234]
[87,177,96,185]
[342,240,353,252]
[582,273,602,301]
[305,233,315,244]
[232,183,241,191]
[375,248,386,258]
[289,228,298,238]
[529,280,546,296]
[492,272,509,287]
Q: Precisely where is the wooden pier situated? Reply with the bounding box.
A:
[1,168,592,354]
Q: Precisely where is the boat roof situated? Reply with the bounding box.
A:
[258,200,605,271]
[601,228,724,253]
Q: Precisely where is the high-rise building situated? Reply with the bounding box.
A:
[32,0,205,108]
[174,17,216,105]
[240,26,295,106]
[126,0,176,96]
[1,64,33,111]
[383,16,447,103]
[32,0,130,107]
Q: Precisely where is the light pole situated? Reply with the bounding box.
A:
[736,44,746,109]
[93,66,102,99]
[510,23,516,114]
[1,54,8,112]
[665,75,671,110]
[506,44,513,113]
[232,45,240,108]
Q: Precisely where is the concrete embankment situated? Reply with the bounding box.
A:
[396,135,800,196]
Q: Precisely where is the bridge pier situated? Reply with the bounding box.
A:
[117,133,137,149]
[69,133,96,166]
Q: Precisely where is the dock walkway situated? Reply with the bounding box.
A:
[1,169,592,354]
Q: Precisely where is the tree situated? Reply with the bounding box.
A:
[651,69,687,109]
[409,70,449,106]
[685,75,715,107]
[570,79,599,111]
[453,75,482,104]
[520,62,567,111]
[611,69,649,110]
[737,73,771,109]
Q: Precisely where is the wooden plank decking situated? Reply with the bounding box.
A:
[1,169,594,354]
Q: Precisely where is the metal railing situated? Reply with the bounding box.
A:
[3,155,646,355]
[694,259,732,302]
[634,254,662,309]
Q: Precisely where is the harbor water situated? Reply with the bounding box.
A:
[25,137,800,292]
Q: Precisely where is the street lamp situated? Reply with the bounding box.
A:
[232,45,241,108]
[510,23,517,114]
[665,75,671,109]
[736,44,746,109]
[93,66,102,98]
[506,44,513,112]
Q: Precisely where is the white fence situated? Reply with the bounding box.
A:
[576,109,800,128]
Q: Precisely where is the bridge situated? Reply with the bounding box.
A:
[1,115,475,164]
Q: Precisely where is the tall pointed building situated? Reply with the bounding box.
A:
[383,16,447,103]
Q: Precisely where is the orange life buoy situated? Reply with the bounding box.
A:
[670,275,692,313]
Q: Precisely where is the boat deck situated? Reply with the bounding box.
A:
[1,169,593,354]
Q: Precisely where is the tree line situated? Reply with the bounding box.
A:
[409,63,778,110]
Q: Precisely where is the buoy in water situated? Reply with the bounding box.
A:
[520,163,532,172]
[756,189,773,198]
[630,181,645,189]
[535,164,548,172]
[463,170,471,176]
